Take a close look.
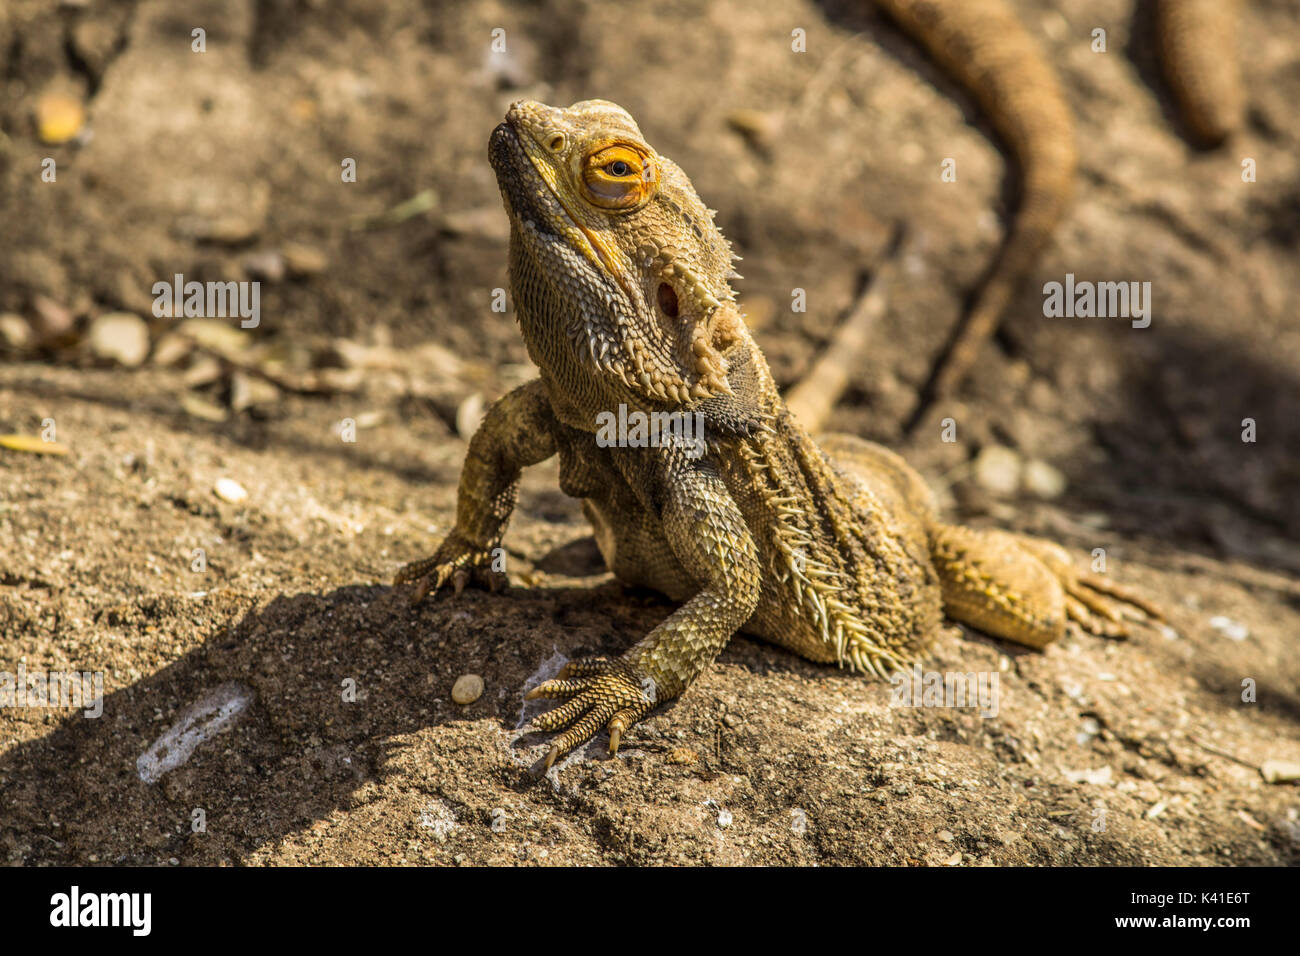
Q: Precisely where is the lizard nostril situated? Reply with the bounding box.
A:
[547,133,567,152]
[657,282,679,319]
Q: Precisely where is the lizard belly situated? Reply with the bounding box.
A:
[554,431,699,601]
[581,495,697,601]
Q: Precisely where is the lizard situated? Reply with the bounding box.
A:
[788,0,1245,424]
[394,99,1162,771]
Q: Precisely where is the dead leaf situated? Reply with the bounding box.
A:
[0,434,69,455]
[36,90,86,144]
[180,393,229,423]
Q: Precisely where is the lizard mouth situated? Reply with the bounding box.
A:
[489,121,577,244]
[489,120,634,301]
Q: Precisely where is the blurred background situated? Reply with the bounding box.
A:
[3,0,1298,554]
[7,0,1300,556]
[1,0,1298,868]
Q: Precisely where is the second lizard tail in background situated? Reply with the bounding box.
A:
[874,0,1077,416]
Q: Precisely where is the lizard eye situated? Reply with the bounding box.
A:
[582,144,657,209]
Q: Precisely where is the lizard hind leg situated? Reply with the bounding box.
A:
[929,525,1159,649]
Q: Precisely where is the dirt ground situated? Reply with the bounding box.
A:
[1,0,1298,866]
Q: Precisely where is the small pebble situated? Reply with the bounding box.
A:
[0,313,32,349]
[87,311,150,367]
[717,809,733,828]
[972,445,1021,496]
[150,332,192,367]
[230,371,280,413]
[1022,458,1067,499]
[242,250,286,282]
[1260,759,1300,784]
[32,294,75,341]
[451,673,484,705]
[214,477,248,503]
[282,242,330,277]
[1076,716,1102,746]
[183,355,224,388]
[181,393,229,423]
[726,108,780,150]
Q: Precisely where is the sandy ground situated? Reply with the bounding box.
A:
[1,0,1298,865]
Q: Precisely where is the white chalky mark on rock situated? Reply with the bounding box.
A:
[1062,766,1113,786]
[136,682,253,784]
[791,808,808,836]
[1208,615,1249,642]
[419,800,458,842]
[515,649,569,730]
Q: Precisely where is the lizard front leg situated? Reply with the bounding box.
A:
[527,453,762,770]
[395,379,557,601]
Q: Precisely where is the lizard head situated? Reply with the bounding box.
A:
[489,99,745,409]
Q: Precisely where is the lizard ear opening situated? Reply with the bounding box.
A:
[680,301,739,400]
[657,282,679,318]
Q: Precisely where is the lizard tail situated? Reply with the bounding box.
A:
[783,225,905,434]
[922,161,1071,406]
[1155,0,1244,147]
[871,0,1078,415]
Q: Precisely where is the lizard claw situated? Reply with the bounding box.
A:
[394,534,506,605]
[541,744,562,773]
[397,562,452,605]
[526,658,655,771]
[1010,537,1165,641]
[1064,571,1163,639]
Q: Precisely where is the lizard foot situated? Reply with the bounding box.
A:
[1018,538,1164,640]
[933,525,1165,648]
[1062,570,1164,639]
[393,533,507,604]
[525,658,656,771]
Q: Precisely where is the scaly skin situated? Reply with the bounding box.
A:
[1156,0,1245,147]
[395,100,1161,771]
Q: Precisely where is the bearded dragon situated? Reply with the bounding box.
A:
[394,99,1161,771]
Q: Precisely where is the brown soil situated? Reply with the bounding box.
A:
[1,0,1298,866]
